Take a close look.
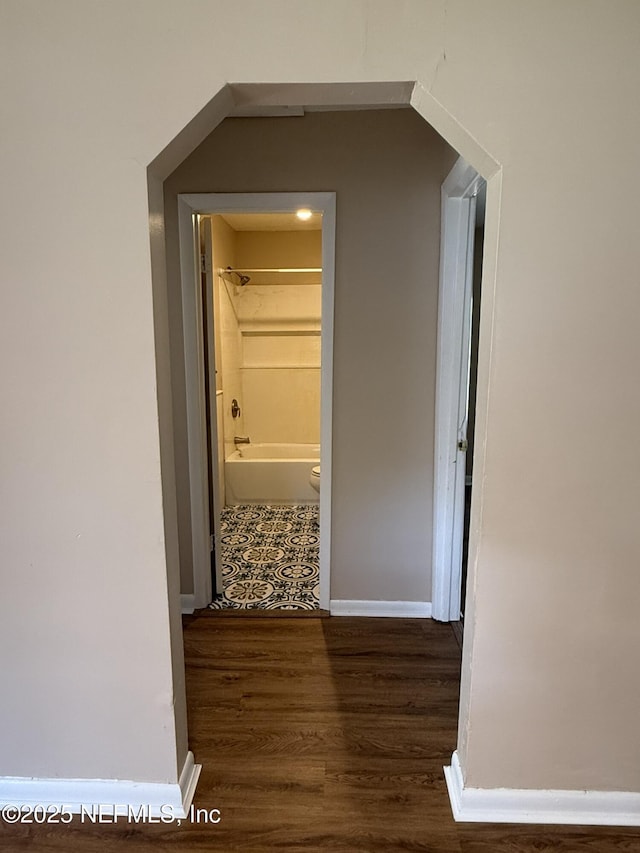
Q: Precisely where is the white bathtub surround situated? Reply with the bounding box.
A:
[221,229,322,448]
[225,443,320,505]
[242,364,321,445]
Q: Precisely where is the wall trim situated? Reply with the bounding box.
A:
[330,600,432,618]
[181,594,195,614]
[0,751,201,818]
[445,751,640,826]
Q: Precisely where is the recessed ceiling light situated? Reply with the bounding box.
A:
[296,209,312,221]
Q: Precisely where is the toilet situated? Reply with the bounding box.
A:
[309,465,320,493]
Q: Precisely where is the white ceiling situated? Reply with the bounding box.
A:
[219,212,322,232]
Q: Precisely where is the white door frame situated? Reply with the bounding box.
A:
[177,191,335,611]
[432,159,485,622]
[201,220,224,596]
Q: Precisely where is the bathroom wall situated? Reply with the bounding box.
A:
[235,230,321,445]
[165,109,456,601]
[211,216,245,462]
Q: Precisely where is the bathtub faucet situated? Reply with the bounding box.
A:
[234,436,251,445]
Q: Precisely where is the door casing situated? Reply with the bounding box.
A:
[432,159,485,622]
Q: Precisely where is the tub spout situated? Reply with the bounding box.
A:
[234,436,251,445]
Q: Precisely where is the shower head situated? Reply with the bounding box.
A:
[221,267,251,287]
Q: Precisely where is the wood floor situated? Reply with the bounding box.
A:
[2,613,640,851]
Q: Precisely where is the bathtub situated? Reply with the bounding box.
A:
[225,443,320,505]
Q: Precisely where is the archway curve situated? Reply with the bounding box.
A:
[148,81,500,182]
[147,79,502,783]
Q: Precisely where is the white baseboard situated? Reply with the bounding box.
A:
[445,750,640,826]
[177,750,201,815]
[0,750,201,819]
[330,599,432,618]
[181,594,195,615]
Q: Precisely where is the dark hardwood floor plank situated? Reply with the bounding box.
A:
[1,613,638,851]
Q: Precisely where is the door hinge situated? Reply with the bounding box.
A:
[210,534,215,552]
[200,254,207,274]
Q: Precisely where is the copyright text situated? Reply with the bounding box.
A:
[1,803,221,826]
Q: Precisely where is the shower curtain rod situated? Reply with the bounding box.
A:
[219,267,322,274]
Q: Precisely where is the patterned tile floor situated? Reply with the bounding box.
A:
[209,505,320,611]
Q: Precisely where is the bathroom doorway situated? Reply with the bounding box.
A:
[177,192,335,612]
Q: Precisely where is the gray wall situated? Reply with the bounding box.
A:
[165,109,456,601]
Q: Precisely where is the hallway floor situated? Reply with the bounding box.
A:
[3,616,639,851]
[209,505,319,611]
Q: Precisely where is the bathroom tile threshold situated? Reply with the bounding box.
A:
[209,504,321,612]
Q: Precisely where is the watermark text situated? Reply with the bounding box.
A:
[1,803,220,827]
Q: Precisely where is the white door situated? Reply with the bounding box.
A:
[432,158,483,622]
[202,218,224,595]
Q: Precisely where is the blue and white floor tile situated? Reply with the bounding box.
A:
[209,505,320,611]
